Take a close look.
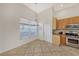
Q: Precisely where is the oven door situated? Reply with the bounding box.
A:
[68,39,78,44]
[66,38,79,48]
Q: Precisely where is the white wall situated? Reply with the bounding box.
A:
[55,4,79,19]
[38,8,53,43]
[0,4,36,53]
[0,3,54,53]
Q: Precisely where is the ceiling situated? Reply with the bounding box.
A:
[24,3,53,13]
[24,3,77,13]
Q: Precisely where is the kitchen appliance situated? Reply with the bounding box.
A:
[65,24,79,48]
[65,32,79,48]
[66,24,79,29]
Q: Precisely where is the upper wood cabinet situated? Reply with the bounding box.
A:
[52,17,57,29]
[57,16,79,29]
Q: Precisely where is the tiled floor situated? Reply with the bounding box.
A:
[0,39,79,56]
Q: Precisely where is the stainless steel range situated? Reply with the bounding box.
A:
[65,32,79,48]
[65,24,79,48]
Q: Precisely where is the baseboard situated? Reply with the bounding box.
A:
[0,38,36,54]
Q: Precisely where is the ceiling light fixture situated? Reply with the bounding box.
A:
[60,4,63,7]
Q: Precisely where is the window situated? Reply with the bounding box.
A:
[20,18,38,40]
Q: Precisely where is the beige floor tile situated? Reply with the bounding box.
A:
[0,39,79,56]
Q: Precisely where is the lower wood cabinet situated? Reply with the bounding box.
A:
[52,35,66,46]
[52,35,60,46]
[60,35,66,46]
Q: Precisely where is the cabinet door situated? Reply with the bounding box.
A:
[52,18,57,29]
[52,35,60,46]
[60,35,66,45]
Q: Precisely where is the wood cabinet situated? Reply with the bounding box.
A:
[52,17,66,46]
[53,34,66,46]
[52,17,60,46]
[57,16,79,29]
[52,35,60,46]
[60,35,66,45]
[52,17,57,29]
